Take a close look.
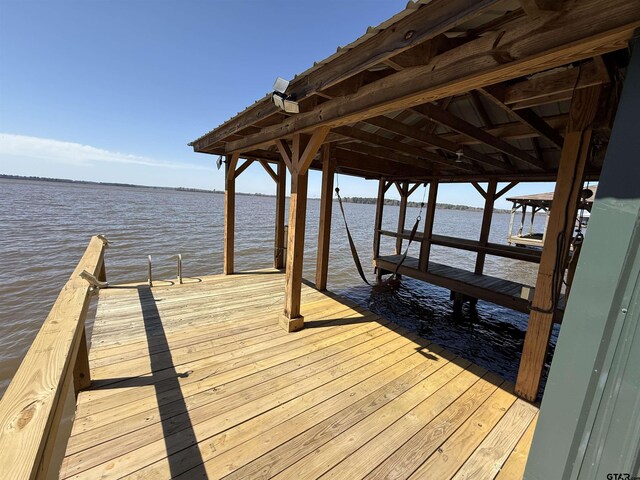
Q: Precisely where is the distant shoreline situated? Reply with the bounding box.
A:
[0,174,508,212]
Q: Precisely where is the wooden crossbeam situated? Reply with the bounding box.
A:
[223,0,637,155]
[234,159,254,179]
[362,115,515,172]
[334,149,433,178]
[413,103,544,169]
[443,115,568,145]
[502,60,610,108]
[333,125,475,173]
[258,160,278,183]
[471,182,487,199]
[481,87,564,149]
[298,126,330,174]
[276,140,293,171]
[496,181,519,199]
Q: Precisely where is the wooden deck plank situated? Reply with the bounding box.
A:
[61,269,538,479]
[408,384,518,479]
[495,414,538,480]
[327,373,504,480]
[452,399,538,479]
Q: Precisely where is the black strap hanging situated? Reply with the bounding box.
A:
[335,186,371,285]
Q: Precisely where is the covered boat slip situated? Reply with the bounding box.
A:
[62,269,538,479]
[190,0,640,402]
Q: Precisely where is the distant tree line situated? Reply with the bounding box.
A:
[340,195,509,213]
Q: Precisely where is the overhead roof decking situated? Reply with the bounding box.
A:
[191,0,638,182]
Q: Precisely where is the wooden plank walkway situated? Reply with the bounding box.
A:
[60,269,538,479]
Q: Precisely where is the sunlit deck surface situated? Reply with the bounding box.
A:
[61,269,538,479]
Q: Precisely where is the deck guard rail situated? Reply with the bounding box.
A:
[0,236,107,479]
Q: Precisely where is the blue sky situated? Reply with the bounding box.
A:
[0,0,555,208]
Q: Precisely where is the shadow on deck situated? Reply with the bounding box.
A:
[61,269,538,479]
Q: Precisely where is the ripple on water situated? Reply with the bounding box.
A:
[0,179,556,397]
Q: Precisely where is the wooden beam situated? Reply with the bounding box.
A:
[333,125,475,172]
[503,60,610,108]
[362,115,515,172]
[298,126,330,174]
[276,139,293,171]
[274,160,286,270]
[315,145,335,291]
[413,103,545,169]
[192,0,500,151]
[396,182,409,254]
[475,180,497,274]
[224,153,239,275]
[373,179,386,260]
[516,85,602,401]
[334,149,433,178]
[442,115,568,145]
[481,87,564,149]
[258,160,278,183]
[418,181,438,271]
[496,181,519,199]
[234,159,254,179]
[336,140,441,173]
[224,0,637,154]
[471,181,487,199]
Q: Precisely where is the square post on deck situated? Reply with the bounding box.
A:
[419,180,438,272]
[274,160,287,270]
[516,85,602,401]
[279,127,330,332]
[315,145,335,291]
[224,153,239,275]
[475,179,497,274]
[395,182,409,254]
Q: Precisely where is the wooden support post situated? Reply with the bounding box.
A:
[274,160,286,270]
[516,85,601,401]
[281,128,329,332]
[396,182,409,254]
[475,180,497,274]
[73,327,91,394]
[315,145,335,291]
[419,181,438,271]
[373,178,386,260]
[224,153,239,275]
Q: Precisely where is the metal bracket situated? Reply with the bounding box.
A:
[96,234,112,247]
[79,270,109,291]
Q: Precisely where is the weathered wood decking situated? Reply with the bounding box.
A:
[61,270,538,479]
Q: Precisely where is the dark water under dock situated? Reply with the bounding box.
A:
[0,178,558,396]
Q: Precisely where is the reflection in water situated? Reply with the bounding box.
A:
[0,178,557,396]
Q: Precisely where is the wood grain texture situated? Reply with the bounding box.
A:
[55,270,538,479]
[0,236,106,479]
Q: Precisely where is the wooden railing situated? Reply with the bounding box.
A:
[377,229,543,263]
[0,236,108,479]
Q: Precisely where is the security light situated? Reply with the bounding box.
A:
[273,77,290,94]
[216,155,224,170]
[271,77,299,114]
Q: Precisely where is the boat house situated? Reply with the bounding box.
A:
[1,1,639,478]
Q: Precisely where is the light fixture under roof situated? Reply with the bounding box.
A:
[216,155,224,170]
[271,77,299,114]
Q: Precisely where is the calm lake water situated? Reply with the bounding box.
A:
[0,178,558,396]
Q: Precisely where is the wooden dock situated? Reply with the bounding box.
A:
[60,269,538,479]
